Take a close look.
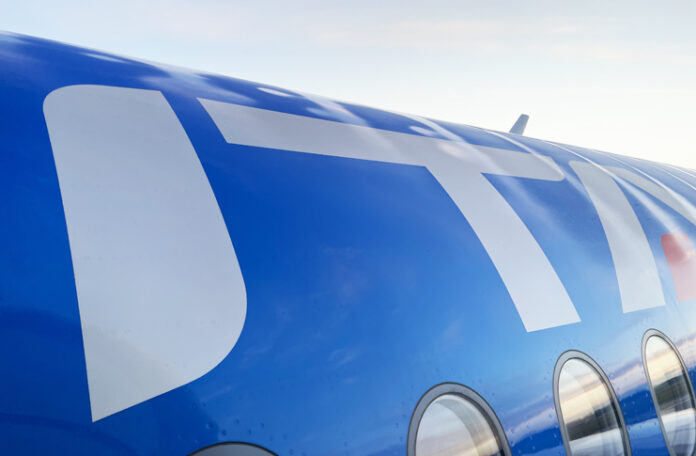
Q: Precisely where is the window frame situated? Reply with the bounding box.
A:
[553,350,632,456]
[407,382,511,456]
[642,328,696,456]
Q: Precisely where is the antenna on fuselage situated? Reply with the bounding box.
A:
[509,114,529,135]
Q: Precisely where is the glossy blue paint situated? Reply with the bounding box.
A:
[1,32,694,455]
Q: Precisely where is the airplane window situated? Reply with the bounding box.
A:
[408,383,510,456]
[555,352,630,456]
[643,330,696,456]
[189,443,276,456]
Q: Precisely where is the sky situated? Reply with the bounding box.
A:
[2,0,696,167]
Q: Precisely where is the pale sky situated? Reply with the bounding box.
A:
[3,1,696,167]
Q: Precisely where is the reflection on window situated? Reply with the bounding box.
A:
[556,357,628,456]
[644,334,696,456]
[416,393,505,456]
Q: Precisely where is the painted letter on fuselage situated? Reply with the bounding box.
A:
[44,85,247,421]
[570,161,666,313]
[201,99,580,332]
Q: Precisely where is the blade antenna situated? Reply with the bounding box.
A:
[509,114,529,135]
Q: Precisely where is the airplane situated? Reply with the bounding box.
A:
[2,30,696,456]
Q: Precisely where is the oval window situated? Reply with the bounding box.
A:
[554,352,630,455]
[408,383,510,456]
[643,330,696,456]
[189,443,276,456]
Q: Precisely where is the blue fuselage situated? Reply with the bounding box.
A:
[2,32,696,455]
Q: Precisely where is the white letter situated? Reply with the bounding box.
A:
[570,161,665,313]
[45,85,247,420]
[201,100,579,331]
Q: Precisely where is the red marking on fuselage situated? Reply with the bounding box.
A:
[662,233,696,302]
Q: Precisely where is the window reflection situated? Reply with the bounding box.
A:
[557,358,627,456]
[416,394,504,456]
[645,334,696,456]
